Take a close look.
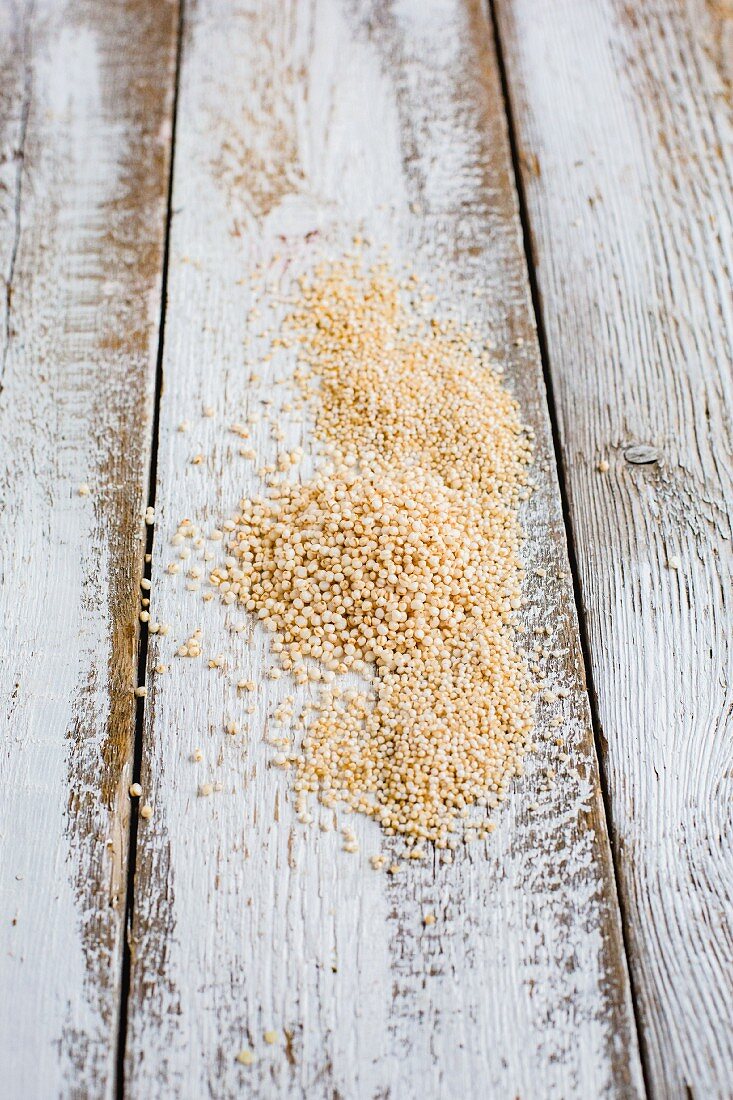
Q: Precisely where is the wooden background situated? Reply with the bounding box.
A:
[0,0,730,1097]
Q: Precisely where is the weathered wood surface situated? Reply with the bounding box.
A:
[493,0,733,1095]
[125,1,643,1096]
[0,0,178,1095]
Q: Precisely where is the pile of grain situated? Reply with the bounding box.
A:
[215,255,534,849]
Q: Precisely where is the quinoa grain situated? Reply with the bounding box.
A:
[213,256,534,848]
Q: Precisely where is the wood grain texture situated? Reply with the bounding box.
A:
[125,1,644,1096]
[0,1,178,1095]
[493,0,733,1095]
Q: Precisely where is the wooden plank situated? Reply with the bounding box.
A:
[125,1,644,1095]
[493,0,733,1095]
[0,1,179,1095]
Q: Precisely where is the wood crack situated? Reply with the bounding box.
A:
[1,0,34,396]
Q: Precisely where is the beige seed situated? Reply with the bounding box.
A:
[210,256,535,846]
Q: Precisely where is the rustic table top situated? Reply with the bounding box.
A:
[1,1,730,1097]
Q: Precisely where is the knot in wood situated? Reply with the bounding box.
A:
[623,444,661,465]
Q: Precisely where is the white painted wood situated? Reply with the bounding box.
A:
[125,1,643,1096]
[0,1,178,1095]
[494,0,733,1095]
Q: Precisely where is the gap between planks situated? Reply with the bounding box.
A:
[115,3,188,1096]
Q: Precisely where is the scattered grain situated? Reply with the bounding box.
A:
[214,256,534,847]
